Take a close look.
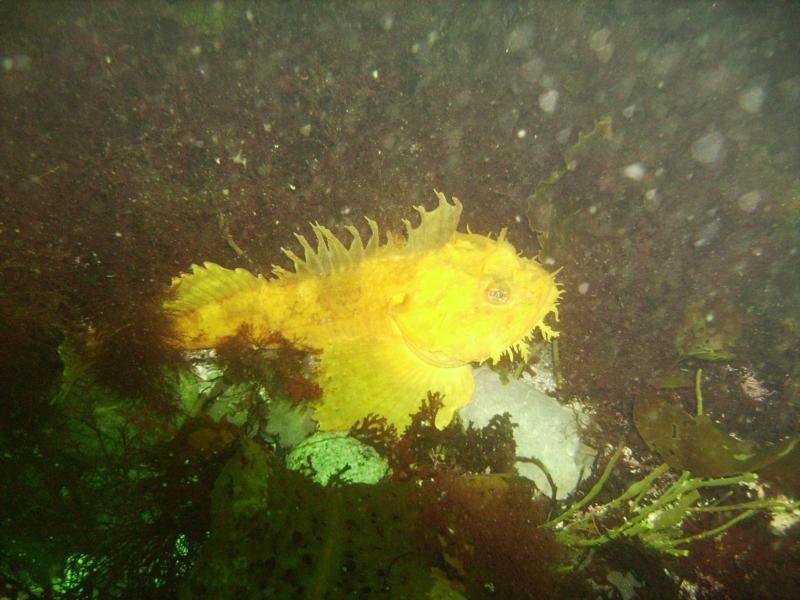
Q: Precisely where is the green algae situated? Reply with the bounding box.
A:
[545,445,798,558]
[185,437,435,599]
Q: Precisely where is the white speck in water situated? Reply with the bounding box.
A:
[737,190,762,213]
[300,124,312,137]
[691,131,725,164]
[538,89,559,113]
[578,282,590,295]
[622,163,646,181]
[622,104,636,118]
[738,86,766,113]
[517,129,527,139]
[520,57,544,84]
[588,29,614,63]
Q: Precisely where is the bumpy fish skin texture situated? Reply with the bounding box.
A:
[164,192,560,432]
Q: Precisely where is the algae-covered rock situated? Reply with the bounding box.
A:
[286,431,389,486]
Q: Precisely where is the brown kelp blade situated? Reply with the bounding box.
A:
[634,395,799,477]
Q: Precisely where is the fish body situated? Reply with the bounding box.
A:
[165,192,560,432]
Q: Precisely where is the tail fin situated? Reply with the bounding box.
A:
[164,262,270,349]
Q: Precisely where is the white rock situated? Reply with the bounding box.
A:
[460,367,595,499]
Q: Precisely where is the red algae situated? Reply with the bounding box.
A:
[417,472,565,599]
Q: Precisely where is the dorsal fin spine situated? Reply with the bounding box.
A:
[279,191,462,277]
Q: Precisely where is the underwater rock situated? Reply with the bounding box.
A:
[459,367,595,499]
[286,431,389,486]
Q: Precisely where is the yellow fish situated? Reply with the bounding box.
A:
[164,192,560,432]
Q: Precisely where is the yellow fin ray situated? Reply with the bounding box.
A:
[274,191,462,279]
[403,190,463,253]
[314,333,474,432]
[164,262,271,348]
[166,262,266,312]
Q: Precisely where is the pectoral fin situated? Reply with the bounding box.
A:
[314,335,474,433]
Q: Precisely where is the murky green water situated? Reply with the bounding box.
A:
[2,2,798,598]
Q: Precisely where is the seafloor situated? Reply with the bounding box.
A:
[1,2,799,599]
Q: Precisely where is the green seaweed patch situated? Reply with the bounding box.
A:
[166,1,242,35]
[634,395,799,477]
[187,437,436,598]
[545,445,798,558]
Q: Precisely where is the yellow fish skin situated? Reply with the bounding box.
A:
[164,191,560,432]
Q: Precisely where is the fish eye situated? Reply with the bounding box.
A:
[485,281,511,305]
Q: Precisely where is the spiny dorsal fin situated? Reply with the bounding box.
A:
[272,190,462,278]
[403,190,462,253]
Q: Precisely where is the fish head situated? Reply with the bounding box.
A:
[392,232,560,366]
